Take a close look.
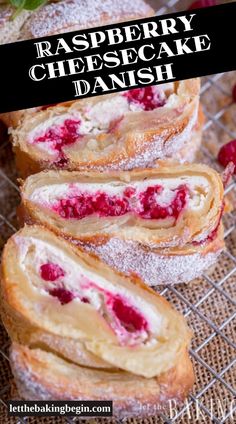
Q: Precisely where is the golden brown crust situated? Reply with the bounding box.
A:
[10,343,194,419]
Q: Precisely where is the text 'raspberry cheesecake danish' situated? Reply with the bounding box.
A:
[11,79,202,177]
[0,0,153,127]
[1,226,194,417]
[20,163,224,285]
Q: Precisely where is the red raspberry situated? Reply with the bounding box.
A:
[218,140,236,173]
[188,0,216,10]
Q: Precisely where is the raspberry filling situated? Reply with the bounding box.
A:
[33,119,81,163]
[39,262,148,337]
[123,86,166,110]
[52,184,188,221]
[110,296,148,332]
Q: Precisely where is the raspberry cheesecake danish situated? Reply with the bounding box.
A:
[19,163,224,285]
[10,342,194,419]
[1,226,194,416]
[11,79,202,177]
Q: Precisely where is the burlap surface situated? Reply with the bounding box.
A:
[0,14,235,424]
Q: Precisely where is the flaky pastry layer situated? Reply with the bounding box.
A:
[10,343,194,419]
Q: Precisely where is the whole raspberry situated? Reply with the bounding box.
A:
[218,140,236,174]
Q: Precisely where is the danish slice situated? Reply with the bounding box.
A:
[10,342,194,418]
[11,80,202,177]
[1,225,192,380]
[20,163,224,285]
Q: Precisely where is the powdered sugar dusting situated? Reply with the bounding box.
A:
[21,0,153,39]
[0,7,29,44]
[0,6,12,24]
[79,238,222,286]
[10,348,53,401]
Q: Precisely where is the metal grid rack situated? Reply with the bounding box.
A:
[0,1,235,423]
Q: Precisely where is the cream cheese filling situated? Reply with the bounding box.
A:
[15,236,163,345]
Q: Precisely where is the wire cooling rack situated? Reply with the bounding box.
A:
[0,1,235,423]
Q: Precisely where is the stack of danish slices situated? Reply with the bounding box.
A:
[0,0,226,418]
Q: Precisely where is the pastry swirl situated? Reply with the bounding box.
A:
[19,163,224,285]
[1,225,192,378]
[11,80,202,177]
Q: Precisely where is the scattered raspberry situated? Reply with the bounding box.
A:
[188,0,217,10]
[218,140,236,174]
[40,263,65,281]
